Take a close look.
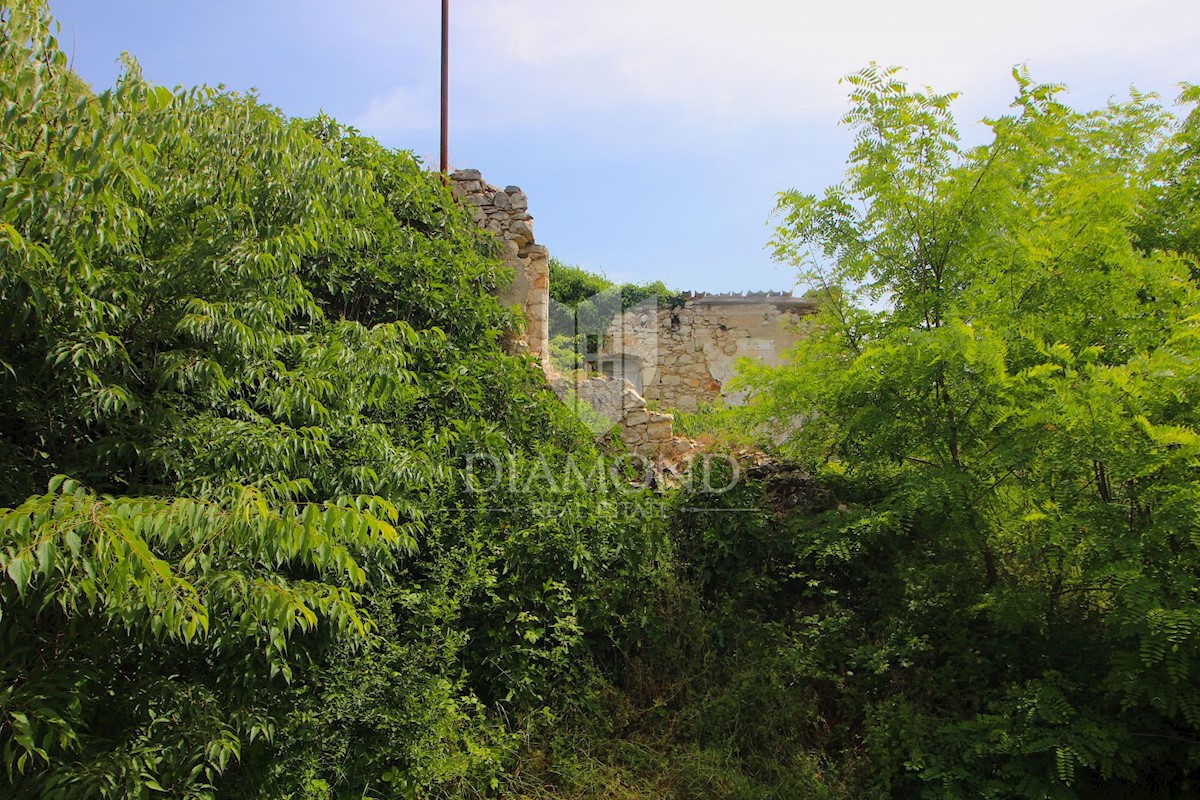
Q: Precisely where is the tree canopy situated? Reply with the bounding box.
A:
[1,4,659,796]
[734,63,1200,796]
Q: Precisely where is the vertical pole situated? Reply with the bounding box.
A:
[440,0,449,175]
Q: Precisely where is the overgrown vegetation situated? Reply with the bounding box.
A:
[4,2,1200,797]
[727,64,1200,797]
[506,64,1200,800]
[0,4,659,797]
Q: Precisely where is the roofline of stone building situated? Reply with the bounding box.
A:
[678,290,818,311]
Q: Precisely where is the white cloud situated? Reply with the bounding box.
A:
[350,0,1200,155]
[451,0,1198,124]
[350,85,437,136]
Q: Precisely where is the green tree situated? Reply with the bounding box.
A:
[739,64,1200,797]
[1,3,656,797]
[1137,84,1200,264]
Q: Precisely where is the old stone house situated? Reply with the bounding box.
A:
[594,291,816,412]
[450,168,813,460]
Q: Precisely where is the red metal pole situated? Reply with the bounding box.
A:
[440,0,449,175]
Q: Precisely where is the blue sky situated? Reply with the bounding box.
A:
[50,0,1200,292]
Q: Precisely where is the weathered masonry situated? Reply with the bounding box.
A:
[453,168,812,464]
[449,169,550,360]
[595,291,817,412]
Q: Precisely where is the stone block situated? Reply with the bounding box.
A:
[646,419,673,441]
[511,220,534,242]
[623,409,650,427]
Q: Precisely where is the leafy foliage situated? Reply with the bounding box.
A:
[0,3,658,797]
[1137,83,1200,263]
[6,3,1200,796]
[732,63,1200,797]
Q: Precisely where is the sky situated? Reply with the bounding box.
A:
[49,0,1200,292]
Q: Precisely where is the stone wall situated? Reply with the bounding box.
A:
[450,169,549,360]
[450,168,812,467]
[449,168,692,464]
[552,372,700,467]
[600,292,817,411]
[447,169,813,416]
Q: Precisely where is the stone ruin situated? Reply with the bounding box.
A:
[450,168,814,468]
[597,290,817,412]
[449,169,549,360]
[553,371,701,469]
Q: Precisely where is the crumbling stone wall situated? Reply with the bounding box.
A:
[453,168,789,467]
[450,168,691,462]
[450,169,549,360]
[552,372,700,481]
[448,169,814,417]
[601,292,817,411]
